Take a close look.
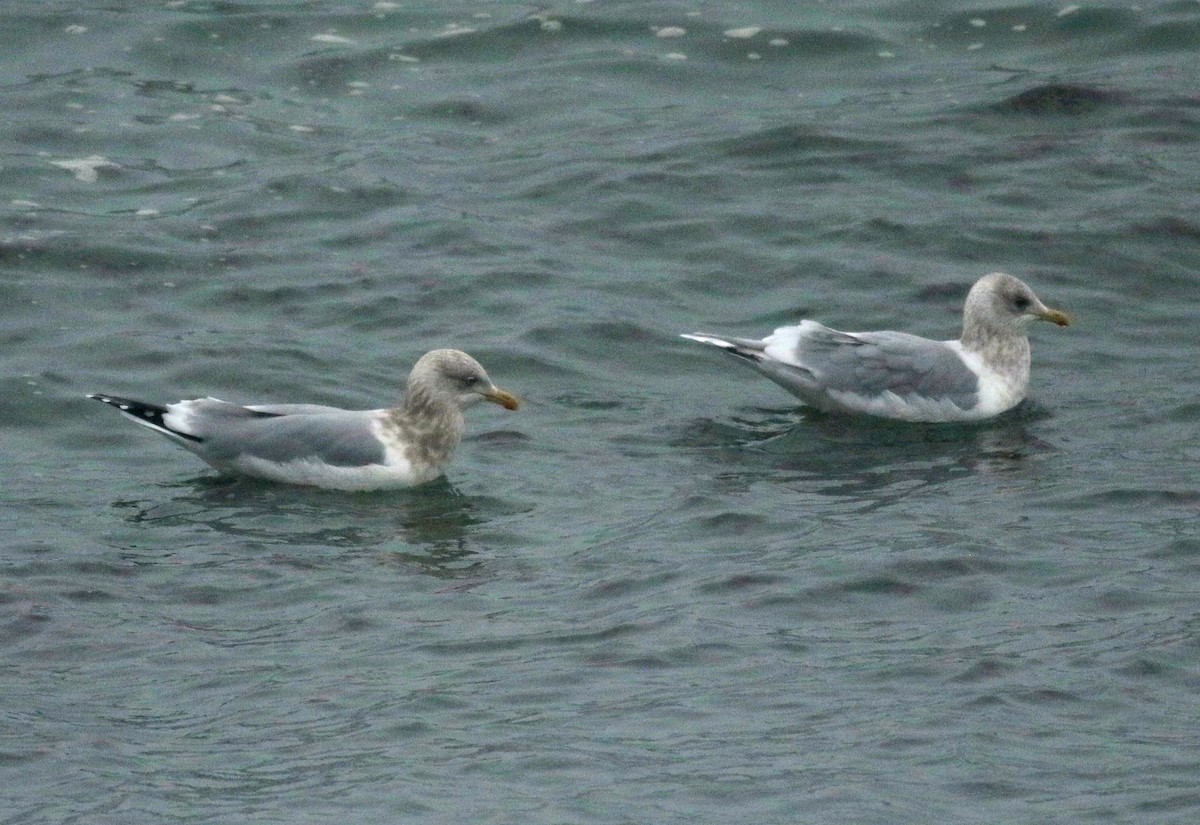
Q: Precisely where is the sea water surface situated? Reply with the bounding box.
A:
[3,1,1200,823]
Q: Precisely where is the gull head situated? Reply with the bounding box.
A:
[964,272,1070,331]
[408,349,520,412]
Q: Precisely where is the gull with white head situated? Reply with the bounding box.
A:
[681,272,1070,422]
[88,349,520,490]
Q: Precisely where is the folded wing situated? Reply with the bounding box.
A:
[760,322,980,416]
[163,398,389,468]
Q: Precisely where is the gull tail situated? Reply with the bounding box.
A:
[680,332,767,363]
[87,393,203,444]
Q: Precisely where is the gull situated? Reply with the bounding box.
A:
[88,349,520,490]
[681,272,1069,422]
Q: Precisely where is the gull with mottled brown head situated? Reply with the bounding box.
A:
[681,273,1069,423]
[88,348,520,490]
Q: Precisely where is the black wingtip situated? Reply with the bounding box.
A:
[88,393,203,443]
[680,334,763,364]
[88,393,165,413]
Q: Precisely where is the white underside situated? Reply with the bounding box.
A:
[821,387,985,422]
[211,453,438,491]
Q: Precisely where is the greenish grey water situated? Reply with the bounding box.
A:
[3,2,1199,823]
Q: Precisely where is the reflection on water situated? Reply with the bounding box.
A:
[674,401,1062,511]
[108,475,528,577]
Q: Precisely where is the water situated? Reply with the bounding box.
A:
[4,1,1200,822]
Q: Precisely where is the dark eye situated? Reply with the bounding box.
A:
[1013,296,1031,311]
[462,375,479,386]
